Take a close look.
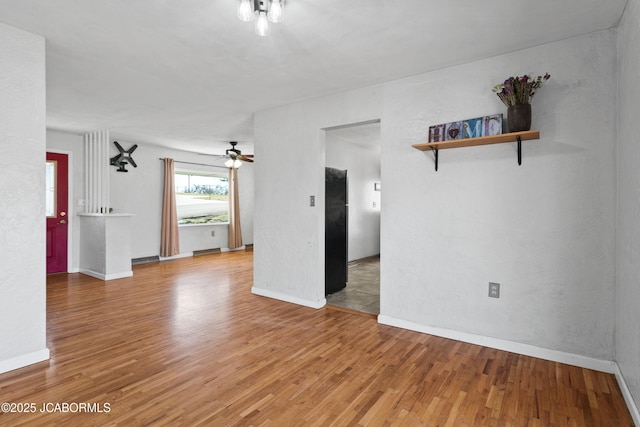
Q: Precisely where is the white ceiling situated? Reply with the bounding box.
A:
[0,0,627,155]
[326,121,381,152]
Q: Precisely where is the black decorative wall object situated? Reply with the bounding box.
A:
[110,141,138,172]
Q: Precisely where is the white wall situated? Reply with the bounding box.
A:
[254,88,383,308]
[326,128,381,261]
[616,0,640,415]
[46,131,254,266]
[254,30,617,361]
[0,23,49,373]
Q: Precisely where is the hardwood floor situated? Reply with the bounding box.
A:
[0,250,633,426]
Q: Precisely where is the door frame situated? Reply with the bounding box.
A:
[47,149,74,273]
[322,119,382,304]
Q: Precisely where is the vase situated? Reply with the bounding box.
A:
[507,104,532,132]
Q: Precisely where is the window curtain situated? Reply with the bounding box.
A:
[228,167,243,249]
[160,158,180,257]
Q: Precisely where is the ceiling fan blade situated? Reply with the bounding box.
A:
[242,154,254,157]
[240,157,254,163]
[197,152,226,158]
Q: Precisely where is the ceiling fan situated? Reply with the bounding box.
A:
[201,141,254,168]
[225,141,254,164]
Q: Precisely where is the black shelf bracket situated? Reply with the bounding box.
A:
[430,146,438,171]
[517,135,522,165]
[427,134,525,171]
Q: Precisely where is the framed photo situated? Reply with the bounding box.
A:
[462,117,483,139]
[483,114,503,136]
[429,124,446,142]
[445,121,462,140]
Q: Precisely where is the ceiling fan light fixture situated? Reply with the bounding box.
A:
[225,158,243,168]
[237,0,283,36]
[267,0,284,23]
[237,0,255,22]
[255,10,269,36]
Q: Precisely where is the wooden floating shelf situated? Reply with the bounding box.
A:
[412,130,540,171]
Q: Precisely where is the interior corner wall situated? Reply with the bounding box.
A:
[254,30,617,360]
[253,88,383,307]
[0,23,49,372]
[616,0,640,413]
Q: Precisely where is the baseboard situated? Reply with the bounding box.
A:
[132,255,160,265]
[251,287,326,309]
[193,248,221,256]
[222,246,246,252]
[377,315,616,373]
[158,252,193,261]
[348,254,380,265]
[0,348,50,375]
[79,269,133,281]
[614,363,640,426]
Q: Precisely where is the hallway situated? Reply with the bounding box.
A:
[326,255,380,315]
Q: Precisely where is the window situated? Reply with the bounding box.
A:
[175,171,229,225]
[46,160,57,217]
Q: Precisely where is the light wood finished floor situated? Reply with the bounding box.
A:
[0,251,633,426]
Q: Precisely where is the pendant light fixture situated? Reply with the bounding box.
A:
[237,0,284,36]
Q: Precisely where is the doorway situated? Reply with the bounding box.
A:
[46,152,69,274]
[324,121,381,314]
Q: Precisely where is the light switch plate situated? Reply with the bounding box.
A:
[489,282,500,298]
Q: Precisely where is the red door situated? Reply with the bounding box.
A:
[46,152,69,274]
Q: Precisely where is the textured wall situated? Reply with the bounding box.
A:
[254,88,383,307]
[254,30,617,359]
[0,23,48,370]
[380,31,616,360]
[616,0,640,412]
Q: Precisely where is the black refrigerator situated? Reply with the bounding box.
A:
[325,167,348,295]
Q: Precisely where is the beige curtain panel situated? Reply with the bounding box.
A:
[160,158,180,257]
[228,167,243,249]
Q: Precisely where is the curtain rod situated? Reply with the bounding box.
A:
[158,158,228,169]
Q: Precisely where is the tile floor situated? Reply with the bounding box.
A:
[326,255,380,315]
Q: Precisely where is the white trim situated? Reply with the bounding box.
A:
[377,315,616,373]
[0,348,50,375]
[47,149,73,273]
[79,269,133,281]
[251,287,326,309]
[159,252,193,261]
[614,363,640,426]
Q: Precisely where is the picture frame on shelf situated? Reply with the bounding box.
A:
[483,114,503,136]
[428,124,446,142]
[445,121,462,140]
[462,117,483,139]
